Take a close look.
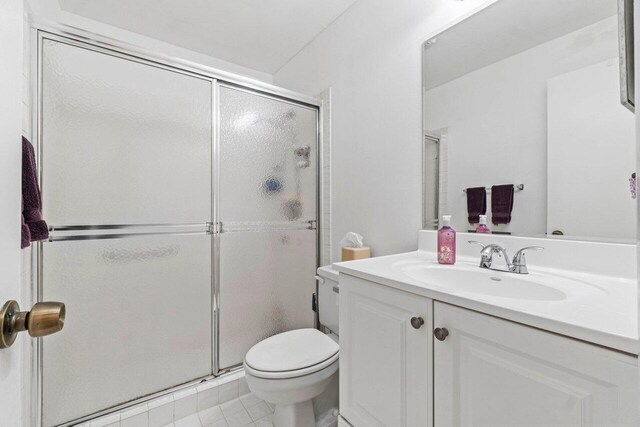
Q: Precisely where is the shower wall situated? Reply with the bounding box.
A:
[37,34,318,426]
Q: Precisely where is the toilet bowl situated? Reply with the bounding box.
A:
[244,328,338,427]
[244,266,340,427]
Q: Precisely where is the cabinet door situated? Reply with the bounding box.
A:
[434,302,639,427]
[340,275,433,427]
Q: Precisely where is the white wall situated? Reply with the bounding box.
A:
[0,1,25,426]
[274,0,498,260]
[547,58,636,240]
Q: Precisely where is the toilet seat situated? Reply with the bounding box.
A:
[244,328,339,379]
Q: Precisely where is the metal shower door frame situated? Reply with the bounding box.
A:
[31,26,321,427]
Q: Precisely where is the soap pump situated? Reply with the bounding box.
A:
[437,215,456,265]
[475,215,491,234]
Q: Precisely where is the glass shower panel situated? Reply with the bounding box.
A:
[219,86,317,224]
[41,39,212,225]
[218,86,318,369]
[41,234,212,426]
[219,230,317,368]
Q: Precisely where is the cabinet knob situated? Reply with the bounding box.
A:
[410,316,424,329]
[434,327,449,341]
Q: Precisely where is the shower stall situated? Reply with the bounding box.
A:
[34,31,319,427]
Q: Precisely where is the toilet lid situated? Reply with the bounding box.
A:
[245,328,339,373]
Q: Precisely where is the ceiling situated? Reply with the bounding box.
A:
[58,0,357,75]
[424,0,617,89]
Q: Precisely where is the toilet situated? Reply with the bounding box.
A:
[244,266,340,427]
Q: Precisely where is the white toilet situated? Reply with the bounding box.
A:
[244,266,340,427]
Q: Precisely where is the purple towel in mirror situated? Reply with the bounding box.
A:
[491,184,514,225]
[22,136,48,248]
[466,187,487,224]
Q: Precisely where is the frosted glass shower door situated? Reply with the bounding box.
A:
[218,86,318,368]
[42,235,212,426]
[39,37,213,426]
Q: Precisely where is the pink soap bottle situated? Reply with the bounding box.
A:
[438,215,456,265]
[475,215,491,234]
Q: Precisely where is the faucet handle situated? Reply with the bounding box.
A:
[513,246,544,260]
[512,246,544,274]
[468,240,487,250]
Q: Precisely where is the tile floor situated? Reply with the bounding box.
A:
[166,393,273,427]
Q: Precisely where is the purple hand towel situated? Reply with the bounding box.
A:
[465,187,487,224]
[21,199,31,249]
[491,184,514,225]
[22,136,48,248]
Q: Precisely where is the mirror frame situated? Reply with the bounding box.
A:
[620,0,635,112]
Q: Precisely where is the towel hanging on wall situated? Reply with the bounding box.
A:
[465,186,487,224]
[491,184,514,225]
[22,136,48,248]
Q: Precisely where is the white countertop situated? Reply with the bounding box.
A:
[334,248,639,355]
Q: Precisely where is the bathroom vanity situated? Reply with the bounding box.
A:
[334,231,638,427]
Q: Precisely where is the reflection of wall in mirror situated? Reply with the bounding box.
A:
[425,15,620,236]
[547,58,636,240]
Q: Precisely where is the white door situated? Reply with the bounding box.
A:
[0,1,25,426]
[339,275,432,427]
[434,302,639,426]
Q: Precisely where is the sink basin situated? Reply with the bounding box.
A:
[392,261,606,302]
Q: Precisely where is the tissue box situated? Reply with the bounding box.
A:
[341,246,371,261]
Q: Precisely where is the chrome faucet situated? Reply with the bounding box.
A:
[469,241,543,274]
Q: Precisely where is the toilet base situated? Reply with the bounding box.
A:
[274,400,315,427]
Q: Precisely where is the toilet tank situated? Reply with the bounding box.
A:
[317,266,339,334]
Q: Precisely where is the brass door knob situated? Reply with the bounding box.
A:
[0,300,66,349]
[434,327,449,341]
[410,316,425,329]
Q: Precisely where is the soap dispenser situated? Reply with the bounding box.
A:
[475,215,491,234]
[438,215,456,265]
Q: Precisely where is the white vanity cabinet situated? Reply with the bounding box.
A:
[339,274,433,427]
[339,275,639,427]
[433,302,639,426]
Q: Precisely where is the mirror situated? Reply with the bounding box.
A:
[422,0,636,242]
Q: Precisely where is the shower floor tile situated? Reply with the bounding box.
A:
[75,373,276,427]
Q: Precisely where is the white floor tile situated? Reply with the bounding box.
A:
[174,413,201,427]
[121,412,148,427]
[253,415,273,427]
[218,380,239,404]
[197,383,219,411]
[198,406,224,425]
[149,395,174,410]
[202,419,228,427]
[174,389,198,421]
[246,403,271,422]
[224,409,252,427]
[149,401,174,427]
[237,378,250,396]
[239,394,262,409]
[220,398,245,417]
